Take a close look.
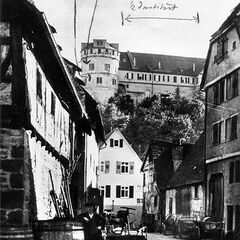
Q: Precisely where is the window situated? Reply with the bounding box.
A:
[126,84,129,88]
[153,75,156,81]
[121,186,129,197]
[116,185,134,198]
[98,48,101,54]
[100,161,105,173]
[214,69,238,105]
[232,41,236,50]
[121,162,129,173]
[226,71,238,100]
[90,49,93,54]
[158,75,161,81]
[137,73,142,80]
[194,185,199,199]
[214,35,228,64]
[114,140,118,146]
[213,79,224,105]
[149,74,152,81]
[225,115,238,141]
[173,76,177,83]
[116,161,134,174]
[112,79,116,85]
[97,77,102,84]
[181,77,184,83]
[97,40,103,45]
[36,68,42,101]
[105,64,110,71]
[137,198,143,204]
[163,75,165,82]
[89,63,94,70]
[167,76,170,82]
[229,160,240,183]
[212,121,222,145]
[169,197,173,214]
[105,161,110,173]
[106,185,111,198]
[50,92,56,116]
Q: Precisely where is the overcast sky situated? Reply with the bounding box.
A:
[34,0,240,64]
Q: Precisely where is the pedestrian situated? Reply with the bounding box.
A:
[77,202,105,240]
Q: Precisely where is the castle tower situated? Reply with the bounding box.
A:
[81,39,120,104]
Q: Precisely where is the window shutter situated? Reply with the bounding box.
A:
[227,205,233,231]
[110,139,113,147]
[120,139,123,148]
[229,162,234,184]
[223,36,228,58]
[129,186,134,198]
[105,161,110,173]
[116,161,121,174]
[106,185,111,198]
[213,84,219,105]
[130,162,134,174]
[116,185,121,198]
[233,70,238,97]
[231,115,238,140]
[235,160,240,182]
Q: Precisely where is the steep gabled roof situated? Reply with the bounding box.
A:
[1,0,84,120]
[201,3,240,89]
[166,133,205,189]
[119,51,205,77]
[102,128,142,161]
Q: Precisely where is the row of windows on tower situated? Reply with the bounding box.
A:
[125,72,198,85]
[89,63,112,72]
[83,48,116,56]
[86,77,117,85]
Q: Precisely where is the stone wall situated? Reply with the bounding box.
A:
[0,128,33,225]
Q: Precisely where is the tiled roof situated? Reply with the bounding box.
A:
[119,51,205,77]
[166,133,205,189]
[211,3,240,39]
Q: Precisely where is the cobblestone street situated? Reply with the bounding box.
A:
[146,233,178,240]
[146,232,214,240]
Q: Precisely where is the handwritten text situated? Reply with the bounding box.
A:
[130,1,178,11]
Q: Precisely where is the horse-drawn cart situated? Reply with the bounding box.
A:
[177,216,197,239]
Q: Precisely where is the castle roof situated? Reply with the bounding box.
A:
[119,51,205,77]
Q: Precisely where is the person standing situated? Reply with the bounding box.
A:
[77,202,105,240]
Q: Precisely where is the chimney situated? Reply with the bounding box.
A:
[193,63,196,72]
[158,61,161,69]
[172,141,183,172]
[133,57,136,68]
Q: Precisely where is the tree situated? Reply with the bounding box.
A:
[123,89,204,156]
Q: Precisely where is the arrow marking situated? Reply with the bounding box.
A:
[121,12,200,25]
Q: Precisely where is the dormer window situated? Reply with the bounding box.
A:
[97,40,103,45]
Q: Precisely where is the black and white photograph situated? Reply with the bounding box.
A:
[0,0,240,239]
